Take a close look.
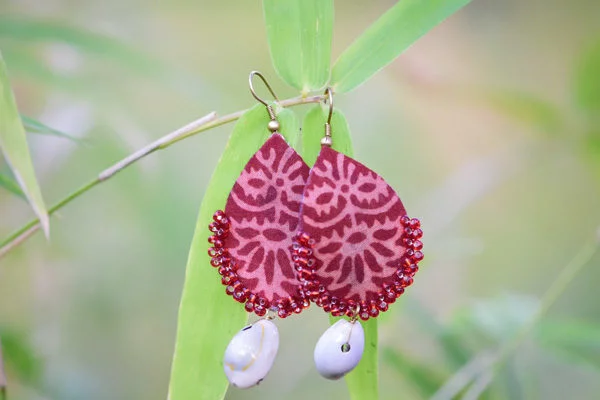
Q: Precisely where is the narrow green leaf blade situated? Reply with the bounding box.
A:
[331,0,472,93]
[301,105,354,166]
[346,319,378,399]
[0,52,49,237]
[263,0,333,92]
[0,172,25,198]
[574,39,600,116]
[21,115,81,143]
[302,107,377,398]
[537,319,600,370]
[382,346,446,398]
[168,105,299,400]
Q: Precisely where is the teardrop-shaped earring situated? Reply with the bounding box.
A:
[293,88,423,379]
[209,72,311,388]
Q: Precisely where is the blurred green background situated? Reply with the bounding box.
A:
[1,0,600,399]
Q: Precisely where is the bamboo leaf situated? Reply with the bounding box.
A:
[574,38,600,115]
[263,0,334,92]
[168,104,300,400]
[382,346,446,398]
[21,115,81,143]
[301,107,377,399]
[0,330,41,387]
[331,0,472,93]
[345,319,378,400]
[301,105,354,165]
[537,319,600,370]
[0,52,49,237]
[0,172,25,198]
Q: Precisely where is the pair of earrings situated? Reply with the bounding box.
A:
[208,72,423,389]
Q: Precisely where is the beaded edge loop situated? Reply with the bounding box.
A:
[292,215,423,320]
[207,210,310,318]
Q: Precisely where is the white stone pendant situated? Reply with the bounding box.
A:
[314,319,365,380]
[223,319,279,389]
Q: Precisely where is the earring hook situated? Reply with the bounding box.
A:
[249,71,280,131]
[321,87,334,146]
[249,70,279,105]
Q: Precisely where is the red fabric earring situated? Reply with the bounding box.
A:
[293,89,423,321]
[209,72,310,319]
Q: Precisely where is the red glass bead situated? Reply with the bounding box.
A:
[217,266,230,276]
[404,264,419,275]
[409,218,420,229]
[411,228,423,239]
[278,308,289,318]
[210,257,222,267]
[208,247,221,257]
[402,276,413,286]
[405,249,415,258]
[413,251,424,261]
[233,289,247,303]
[254,306,266,316]
[400,215,410,226]
[412,240,423,250]
[295,256,308,267]
[213,210,225,222]
[403,238,414,247]
[377,301,388,312]
[297,232,311,246]
[394,285,405,296]
[244,302,254,312]
[208,222,219,233]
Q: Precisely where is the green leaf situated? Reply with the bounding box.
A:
[301,105,354,166]
[263,0,334,92]
[382,346,446,398]
[0,339,6,399]
[168,104,300,400]
[574,38,600,115]
[0,330,41,386]
[481,90,564,135]
[406,299,471,369]
[301,107,377,398]
[0,171,25,198]
[0,17,208,99]
[21,115,81,143]
[331,0,472,93]
[0,51,49,237]
[346,319,378,399]
[536,319,600,370]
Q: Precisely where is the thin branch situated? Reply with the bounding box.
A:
[492,236,599,368]
[430,352,494,400]
[431,235,600,400]
[0,95,323,259]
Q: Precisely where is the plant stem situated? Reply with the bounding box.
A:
[0,95,323,259]
[492,237,599,368]
[431,235,599,400]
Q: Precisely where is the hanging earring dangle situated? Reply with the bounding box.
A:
[209,72,311,388]
[293,88,424,379]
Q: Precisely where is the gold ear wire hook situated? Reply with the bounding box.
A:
[249,71,279,122]
[321,87,334,146]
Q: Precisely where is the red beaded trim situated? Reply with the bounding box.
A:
[292,215,423,321]
[208,210,309,319]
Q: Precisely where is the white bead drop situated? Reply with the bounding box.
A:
[223,319,279,389]
[314,319,365,380]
